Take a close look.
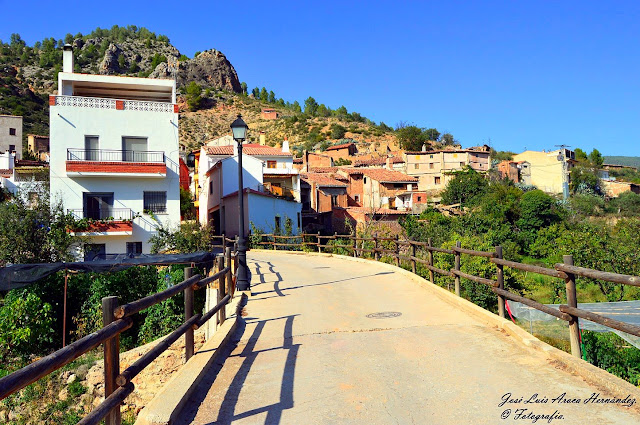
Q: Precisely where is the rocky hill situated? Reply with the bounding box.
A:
[0,25,400,156]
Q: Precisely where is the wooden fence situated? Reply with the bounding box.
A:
[0,247,239,425]
[253,232,640,360]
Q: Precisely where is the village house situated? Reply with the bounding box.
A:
[0,153,49,200]
[497,160,531,184]
[0,114,22,159]
[325,142,357,161]
[402,146,491,193]
[299,172,348,232]
[359,168,419,210]
[511,149,574,195]
[261,108,279,120]
[197,141,301,236]
[27,134,50,162]
[49,44,180,259]
[294,151,333,172]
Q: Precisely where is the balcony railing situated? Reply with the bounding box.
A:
[67,149,165,163]
[68,208,133,221]
[52,95,176,113]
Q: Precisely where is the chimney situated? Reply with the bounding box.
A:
[63,44,74,73]
[303,150,309,172]
[386,156,392,170]
[282,139,290,153]
[421,144,427,152]
[259,132,266,146]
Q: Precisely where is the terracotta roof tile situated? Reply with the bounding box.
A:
[301,173,347,187]
[346,207,411,215]
[326,142,355,151]
[360,169,417,183]
[203,144,292,157]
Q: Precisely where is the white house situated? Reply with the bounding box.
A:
[0,152,49,202]
[197,142,302,236]
[0,115,23,159]
[49,44,180,259]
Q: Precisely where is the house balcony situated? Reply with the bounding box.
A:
[258,183,299,201]
[66,148,166,177]
[50,95,178,113]
[67,208,134,236]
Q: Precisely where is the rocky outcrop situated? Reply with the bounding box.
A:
[99,43,122,74]
[150,49,241,93]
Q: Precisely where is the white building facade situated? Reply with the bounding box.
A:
[0,115,23,159]
[49,45,180,259]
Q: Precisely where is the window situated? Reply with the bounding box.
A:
[429,163,434,169]
[85,136,99,161]
[84,244,106,261]
[9,128,16,136]
[393,183,404,188]
[127,242,143,256]
[122,137,148,162]
[434,176,441,185]
[267,160,277,169]
[84,193,114,219]
[144,191,167,213]
[460,162,465,168]
[275,216,281,233]
[414,164,419,170]
[297,212,301,229]
[331,194,339,207]
[209,181,213,194]
[417,196,422,202]
[429,155,433,159]
[363,177,368,184]
[354,194,360,203]
[9,145,15,153]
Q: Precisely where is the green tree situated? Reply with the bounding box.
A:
[180,187,195,219]
[574,148,588,162]
[441,167,489,206]
[589,148,604,168]
[268,90,276,103]
[304,97,319,116]
[317,103,329,117]
[241,81,248,95]
[440,133,456,145]
[570,165,601,195]
[396,125,429,151]
[517,190,561,233]
[330,124,347,139]
[292,100,302,113]
[424,128,440,142]
[252,87,259,98]
[149,53,167,70]
[185,81,203,111]
[260,87,268,101]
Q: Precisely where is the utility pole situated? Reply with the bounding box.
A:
[555,144,571,201]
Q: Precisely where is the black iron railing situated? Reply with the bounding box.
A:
[68,208,133,221]
[67,149,165,163]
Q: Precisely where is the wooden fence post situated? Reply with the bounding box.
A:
[217,255,226,325]
[394,235,400,267]
[184,267,194,361]
[225,247,233,298]
[352,234,357,257]
[222,233,226,253]
[334,232,338,253]
[374,233,380,261]
[411,242,417,274]
[564,255,582,359]
[454,241,461,297]
[102,296,121,425]
[495,246,505,319]
[317,231,321,253]
[427,237,434,283]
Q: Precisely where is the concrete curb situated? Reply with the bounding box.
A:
[250,249,640,399]
[134,293,247,425]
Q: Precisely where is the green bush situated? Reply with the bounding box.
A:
[0,292,56,359]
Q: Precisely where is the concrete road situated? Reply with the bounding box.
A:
[177,251,640,425]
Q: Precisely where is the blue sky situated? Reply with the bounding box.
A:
[1,0,639,155]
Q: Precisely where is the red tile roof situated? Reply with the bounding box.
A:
[361,169,417,183]
[309,167,338,173]
[353,156,404,167]
[203,144,292,157]
[326,142,355,151]
[301,173,347,187]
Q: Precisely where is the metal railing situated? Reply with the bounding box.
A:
[67,149,165,163]
[53,95,175,113]
[68,208,133,221]
[252,232,640,360]
[0,248,239,425]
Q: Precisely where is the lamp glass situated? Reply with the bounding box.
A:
[230,115,248,140]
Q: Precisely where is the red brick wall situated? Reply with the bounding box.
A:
[346,174,363,206]
[67,161,167,174]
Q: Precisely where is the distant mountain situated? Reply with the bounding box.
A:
[604,156,640,169]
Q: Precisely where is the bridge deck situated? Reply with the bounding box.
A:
[177,251,640,425]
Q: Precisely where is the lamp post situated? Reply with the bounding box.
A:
[231,115,250,291]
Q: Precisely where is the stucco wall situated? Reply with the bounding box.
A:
[0,115,23,159]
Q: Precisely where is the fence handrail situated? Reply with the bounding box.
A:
[252,232,640,362]
[0,246,239,425]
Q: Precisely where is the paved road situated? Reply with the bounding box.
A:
[177,251,640,425]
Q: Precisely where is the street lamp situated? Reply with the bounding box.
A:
[231,114,250,291]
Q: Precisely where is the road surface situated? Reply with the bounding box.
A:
[177,251,640,425]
